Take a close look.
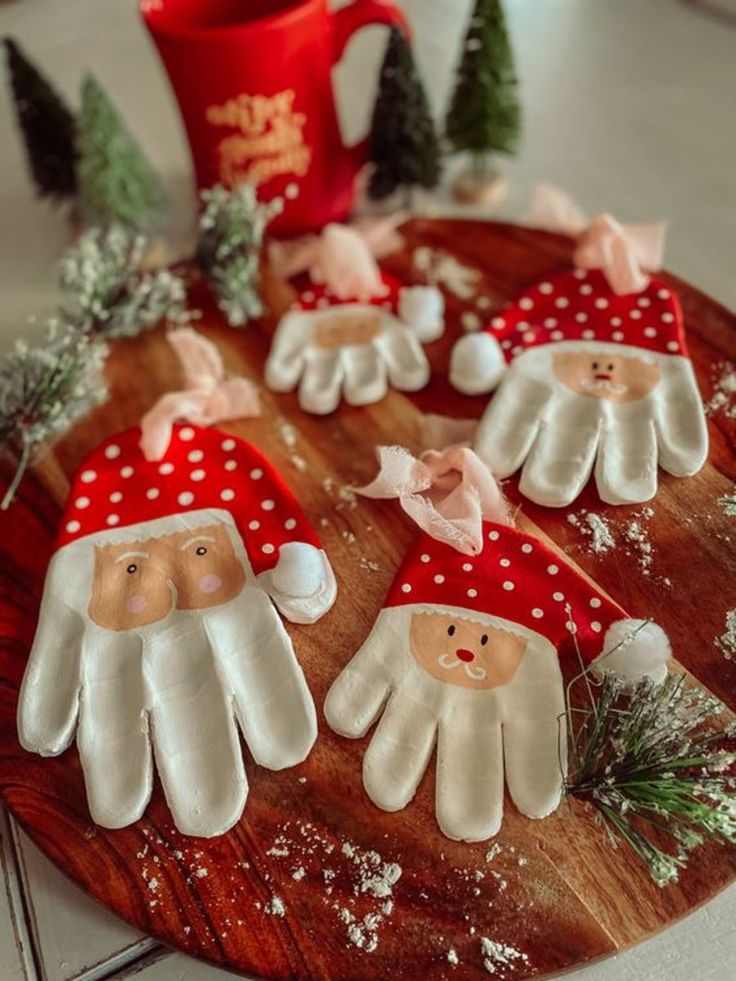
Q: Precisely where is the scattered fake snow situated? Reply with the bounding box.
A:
[718,491,736,517]
[413,246,481,300]
[705,362,736,418]
[568,507,658,577]
[480,937,530,976]
[715,609,736,660]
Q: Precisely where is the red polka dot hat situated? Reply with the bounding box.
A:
[385,520,669,673]
[485,268,687,363]
[55,425,319,576]
[292,271,401,314]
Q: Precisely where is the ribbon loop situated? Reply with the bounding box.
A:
[355,445,513,556]
[527,185,665,295]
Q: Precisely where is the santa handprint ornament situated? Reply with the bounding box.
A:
[325,446,672,842]
[450,269,708,506]
[18,425,336,836]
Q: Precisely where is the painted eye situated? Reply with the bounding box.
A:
[447,625,456,637]
[480,634,489,646]
[607,362,614,371]
[126,563,137,574]
[196,546,207,556]
[592,361,599,370]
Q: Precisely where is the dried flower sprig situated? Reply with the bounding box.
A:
[563,620,736,887]
[0,319,108,509]
[196,183,282,327]
[59,224,189,338]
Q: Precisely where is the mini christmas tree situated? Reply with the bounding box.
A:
[445,0,521,202]
[3,37,78,201]
[76,74,164,231]
[367,26,441,205]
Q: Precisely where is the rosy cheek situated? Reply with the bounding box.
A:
[199,574,223,594]
[126,594,147,614]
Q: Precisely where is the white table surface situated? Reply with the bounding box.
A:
[0,1,734,979]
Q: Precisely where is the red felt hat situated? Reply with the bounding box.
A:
[486,269,687,363]
[55,425,319,577]
[385,521,645,667]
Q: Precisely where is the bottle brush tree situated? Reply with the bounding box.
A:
[367,26,441,206]
[76,74,164,231]
[445,0,521,171]
[3,36,78,201]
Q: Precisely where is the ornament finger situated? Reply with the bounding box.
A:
[435,714,504,842]
[595,413,657,505]
[379,323,430,391]
[298,347,344,415]
[503,713,565,820]
[77,630,152,828]
[654,359,708,476]
[342,342,388,406]
[502,648,566,819]
[519,398,600,507]
[17,579,85,757]
[363,690,437,812]
[474,373,550,477]
[324,616,398,739]
[146,619,247,837]
[264,315,308,393]
[205,587,317,769]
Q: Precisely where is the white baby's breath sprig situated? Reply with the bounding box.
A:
[59,224,189,338]
[0,319,108,508]
[196,183,283,327]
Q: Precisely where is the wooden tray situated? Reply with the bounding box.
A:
[1,219,735,980]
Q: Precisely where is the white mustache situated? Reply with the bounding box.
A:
[437,651,487,681]
[580,378,628,395]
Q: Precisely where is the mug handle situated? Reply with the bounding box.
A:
[331,0,409,64]
[330,0,410,159]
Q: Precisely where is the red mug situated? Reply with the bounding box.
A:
[140,0,408,235]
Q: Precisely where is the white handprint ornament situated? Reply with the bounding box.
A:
[18,425,336,837]
[265,276,444,414]
[450,269,708,506]
[325,448,671,842]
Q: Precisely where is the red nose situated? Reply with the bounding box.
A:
[594,373,612,380]
[455,648,475,662]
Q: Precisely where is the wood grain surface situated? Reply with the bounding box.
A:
[0,219,734,981]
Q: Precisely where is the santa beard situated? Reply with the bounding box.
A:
[326,605,567,840]
[472,339,703,506]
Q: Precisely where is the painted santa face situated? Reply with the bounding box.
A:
[553,350,661,403]
[314,311,382,349]
[89,523,246,631]
[409,611,527,691]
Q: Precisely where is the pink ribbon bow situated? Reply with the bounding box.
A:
[140,328,260,461]
[354,445,513,556]
[527,183,666,295]
[267,216,405,301]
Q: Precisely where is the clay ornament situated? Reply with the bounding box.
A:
[17,425,337,837]
[450,269,708,506]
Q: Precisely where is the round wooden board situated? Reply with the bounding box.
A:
[1,219,735,980]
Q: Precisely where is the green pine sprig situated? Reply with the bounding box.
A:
[59,224,189,339]
[196,183,282,327]
[0,320,108,509]
[562,621,736,887]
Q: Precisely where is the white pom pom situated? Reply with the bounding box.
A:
[398,285,445,343]
[271,541,324,597]
[449,333,506,395]
[592,619,671,685]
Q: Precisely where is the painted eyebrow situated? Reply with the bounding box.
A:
[180,534,216,550]
[114,550,149,563]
